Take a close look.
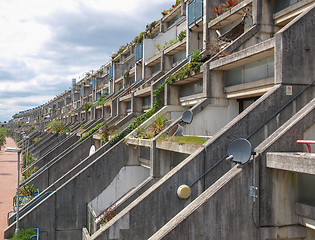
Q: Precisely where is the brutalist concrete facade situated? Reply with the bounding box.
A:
[5,0,315,239]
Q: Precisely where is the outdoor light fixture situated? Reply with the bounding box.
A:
[5,147,22,234]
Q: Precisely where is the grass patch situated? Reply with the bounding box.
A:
[157,135,209,145]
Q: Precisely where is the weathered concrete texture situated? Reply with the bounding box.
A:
[5,141,130,239]
[91,82,313,239]
[29,132,56,155]
[33,132,66,158]
[149,164,258,240]
[149,97,315,240]
[267,152,315,175]
[275,4,315,85]
[28,132,79,171]
[27,135,94,191]
[8,136,114,226]
[4,193,56,240]
[256,97,315,228]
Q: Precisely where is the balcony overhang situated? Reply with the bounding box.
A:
[119,94,132,102]
[188,18,203,32]
[208,0,253,30]
[225,77,274,99]
[134,86,151,97]
[273,0,315,27]
[162,4,181,23]
[145,52,162,67]
[210,38,274,70]
[164,39,186,55]
[267,152,315,175]
[115,76,123,84]
[172,71,203,85]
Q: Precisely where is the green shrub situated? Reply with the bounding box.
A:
[178,30,186,41]
[0,127,8,150]
[79,122,105,142]
[47,121,64,134]
[22,153,36,169]
[9,228,36,240]
[83,102,93,111]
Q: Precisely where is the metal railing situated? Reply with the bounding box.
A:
[30,228,39,240]
[188,0,203,26]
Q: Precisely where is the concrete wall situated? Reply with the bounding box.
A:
[28,135,94,191]
[90,84,313,239]
[25,133,79,172]
[144,27,177,62]
[5,140,137,239]
[34,133,67,158]
[8,135,116,226]
[148,92,315,240]
[275,5,315,85]
[257,97,315,228]
[89,166,149,216]
[183,102,238,136]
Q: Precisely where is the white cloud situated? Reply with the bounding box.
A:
[0,0,174,121]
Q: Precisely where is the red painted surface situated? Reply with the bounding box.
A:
[0,138,18,239]
[297,139,315,153]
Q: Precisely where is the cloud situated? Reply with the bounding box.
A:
[0,0,173,121]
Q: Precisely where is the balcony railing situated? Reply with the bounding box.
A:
[135,42,143,62]
[188,0,203,26]
[109,66,113,79]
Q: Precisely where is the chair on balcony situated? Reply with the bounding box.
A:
[216,13,248,43]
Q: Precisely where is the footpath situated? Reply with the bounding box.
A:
[0,138,18,239]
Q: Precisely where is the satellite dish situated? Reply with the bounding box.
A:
[227,138,252,164]
[182,110,193,124]
[173,124,183,136]
[89,145,96,156]
[169,110,193,137]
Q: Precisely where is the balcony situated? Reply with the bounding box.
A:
[135,43,143,62]
[188,0,203,30]
[273,0,315,27]
[208,0,253,30]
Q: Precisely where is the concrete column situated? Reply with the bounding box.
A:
[203,62,211,98]
[209,70,225,99]
[165,83,180,106]
[143,65,152,82]
[203,0,211,51]
[163,54,173,72]
[150,140,159,177]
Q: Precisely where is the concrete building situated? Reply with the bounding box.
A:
[5,0,315,239]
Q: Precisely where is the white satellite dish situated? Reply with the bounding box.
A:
[89,145,96,156]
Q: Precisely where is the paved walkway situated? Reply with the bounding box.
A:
[0,138,18,239]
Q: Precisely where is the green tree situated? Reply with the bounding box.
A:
[0,127,8,151]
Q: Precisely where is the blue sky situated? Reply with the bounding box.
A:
[0,0,173,122]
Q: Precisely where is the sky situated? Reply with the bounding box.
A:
[0,0,173,122]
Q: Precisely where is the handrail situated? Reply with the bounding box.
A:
[14,191,53,220]
[247,80,315,139]
[20,167,47,187]
[7,211,15,225]
[13,195,29,207]
[30,228,39,240]
[190,80,315,187]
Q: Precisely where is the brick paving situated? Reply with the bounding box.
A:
[0,138,18,239]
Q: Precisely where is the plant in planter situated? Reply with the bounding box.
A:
[101,124,116,144]
[178,30,186,41]
[100,206,117,226]
[222,0,239,9]
[9,227,36,240]
[47,120,64,134]
[83,102,93,111]
[152,113,168,135]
